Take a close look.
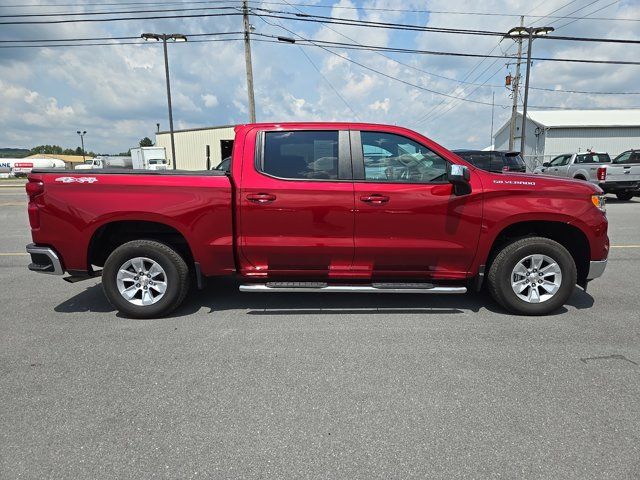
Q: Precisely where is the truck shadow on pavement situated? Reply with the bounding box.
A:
[54,278,595,319]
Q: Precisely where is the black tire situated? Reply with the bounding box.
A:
[487,237,577,316]
[616,192,634,201]
[102,240,190,318]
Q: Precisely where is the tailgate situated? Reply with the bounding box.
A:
[606,164,640,182]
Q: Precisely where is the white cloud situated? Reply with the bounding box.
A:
[369,98,390,113]
[201,94,219,108]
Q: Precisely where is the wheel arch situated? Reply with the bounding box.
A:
[484,220,590,286]
[88,220,195,270]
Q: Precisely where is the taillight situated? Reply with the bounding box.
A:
[25,179,44,229]
[597,167,607,181]
[25,179,44,199]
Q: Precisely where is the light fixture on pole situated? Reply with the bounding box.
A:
[505,26,554,159]
[76,130,87,161]
[141,32,187,170]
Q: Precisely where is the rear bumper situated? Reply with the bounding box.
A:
[587,259,607,280]
[600,181,640,193]
[26,243,64,275]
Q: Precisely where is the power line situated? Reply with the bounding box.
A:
[0,31,243,44]
[554,0,619,29]
[3,3,639,48]
[279,37,640,66]
[4,30,639,67]
[253,9,640,45]
[254,14,640,111]
[0,11,241,25]
[0,5,239,18]
[4,0,638,23]
[0,38,246,49]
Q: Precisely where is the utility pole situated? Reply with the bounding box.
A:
[508,16,524,151]
[490,92,495,148]
[242,0,257,123]
[141,33,187,169]
[505,25,554,160]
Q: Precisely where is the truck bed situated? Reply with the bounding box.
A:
[28,169,235,276]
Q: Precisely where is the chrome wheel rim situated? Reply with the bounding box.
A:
[116,257,167,306]
[511,254,562,304]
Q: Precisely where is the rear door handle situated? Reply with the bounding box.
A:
[246,193,276,204]
[360,194,390,204]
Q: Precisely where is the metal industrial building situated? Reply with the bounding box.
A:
[155,125,235,170]
[493,109,640,169]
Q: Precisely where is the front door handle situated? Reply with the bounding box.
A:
[360,194,390,204]
[246,193,276,204]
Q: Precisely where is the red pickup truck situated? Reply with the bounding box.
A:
[25,122,609,317]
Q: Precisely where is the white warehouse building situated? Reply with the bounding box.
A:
[493,109,640,170]
[155,125,236,170]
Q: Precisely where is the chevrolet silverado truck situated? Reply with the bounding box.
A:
[25,123,609,318]
[534,151,640,200]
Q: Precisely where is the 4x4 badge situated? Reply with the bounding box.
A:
[55,177,98,184]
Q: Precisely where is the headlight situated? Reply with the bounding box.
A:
[591,194,606,213]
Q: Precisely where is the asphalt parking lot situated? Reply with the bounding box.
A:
[1,184,638,479]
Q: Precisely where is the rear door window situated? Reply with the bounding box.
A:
[261,131,339,180]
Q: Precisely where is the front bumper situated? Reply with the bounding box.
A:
[587,259,607,280]
[26,244,64,275]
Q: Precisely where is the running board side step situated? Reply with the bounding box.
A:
[239,282,467,294]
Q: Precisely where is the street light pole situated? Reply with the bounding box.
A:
[76,130,86,161]
[141,33,187,170]
[505,25,554,160]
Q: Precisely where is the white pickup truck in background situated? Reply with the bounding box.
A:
[534,150,640,200]
[605,150,640,200]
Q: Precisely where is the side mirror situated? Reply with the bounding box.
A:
[447,164,471,196]
[543,162,550,167]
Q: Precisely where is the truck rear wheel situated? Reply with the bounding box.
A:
[487,237,576,316]
[616,192,634,201]
[102,240,190,318]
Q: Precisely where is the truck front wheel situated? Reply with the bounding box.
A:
[487,237,577,315]
[102,240,190,318]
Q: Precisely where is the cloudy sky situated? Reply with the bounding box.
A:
[0,0,639,154]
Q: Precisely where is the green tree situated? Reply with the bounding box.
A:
[139,137,153,147]
[30,145,64,155]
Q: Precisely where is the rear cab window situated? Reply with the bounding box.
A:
[575,153,611,164]
[504,153,526,168]
[259,130,347,180]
